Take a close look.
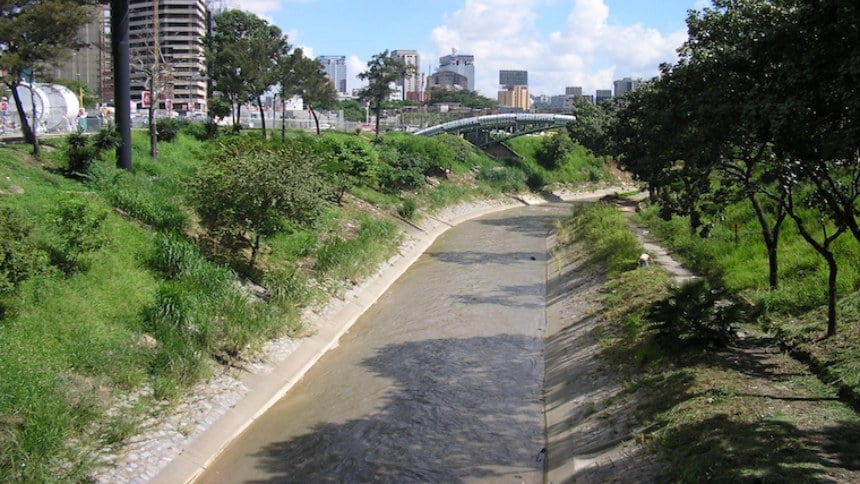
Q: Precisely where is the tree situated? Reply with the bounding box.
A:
[566,96,617,156]
[426,88,498,109]
[207,10,290,138]
[339,99,365,123]
[189,138,329,268]
[357,51,415,140]
[0,1,98,156]
[280,49,338,135]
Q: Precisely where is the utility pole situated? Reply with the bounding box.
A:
[111,0,132,171]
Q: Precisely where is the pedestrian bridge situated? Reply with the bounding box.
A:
[414,113,575,147]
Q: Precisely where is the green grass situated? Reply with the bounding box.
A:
[507,134,612,185]
[561,200,860,483]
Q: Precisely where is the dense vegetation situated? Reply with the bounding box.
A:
[568,0,859,340]
[0,122,611,480]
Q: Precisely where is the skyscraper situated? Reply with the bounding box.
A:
[51,5,112,102]
[437,53,475,91]
[128,0,209,113]
[613,77,640,97]
[317,56,347,94]
[391,49,420,100]
[595,89,612,104]
[499,70,528,87]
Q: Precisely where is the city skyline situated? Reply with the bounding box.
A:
[222,0,705,96]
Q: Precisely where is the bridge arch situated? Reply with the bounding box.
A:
[414,113,575,148]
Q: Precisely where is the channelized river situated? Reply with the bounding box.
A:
[198,203,573,483]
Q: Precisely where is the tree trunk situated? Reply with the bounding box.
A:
[281,98,286,142]
[234,103,242,133]
[8,82,37,156]
[251,233,260,269]
[258,96,267,140]
[27,77,41,157]
[825,252,838,338]
[310,105,320,135]
[149,83,158,159]
[374,102,381,141]
[748,193,784,290]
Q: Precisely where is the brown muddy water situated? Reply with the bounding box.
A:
[198,203,574,483]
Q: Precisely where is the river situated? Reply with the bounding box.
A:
[198,203,573,483]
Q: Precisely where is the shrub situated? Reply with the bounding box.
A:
[65,131,94,176]
[378,154,427,192]
[189,137,330,267]
[646,279,748,349]
[0,207,47,301]
[477,165,528,192]
[156,118,183,142]
[527,171,549,191]
[264,265,316,309]
[535,131,575,170]
[398,199,418,220]
[91,125,120,153]
[49,197,107,273]
[318,134,381,203]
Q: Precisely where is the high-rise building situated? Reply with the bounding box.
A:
[427,70,470,91]
[128,0,208,113]
[51,5,112,102]
[391,49,420,100]
[565,86,583,96]
[595,89,612,104]
[499,70,528,87]
[317,56,347,94]
[437,53,475,91]
[613,77,640,97]
[498,85,530,111]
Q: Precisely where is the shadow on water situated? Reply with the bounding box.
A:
[427,250,545,266]
[248,334,544,483]
[477,212,567,238]
[452,282,545,310]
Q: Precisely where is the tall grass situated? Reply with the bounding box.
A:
[561,202,643,276]
[315,214,400,282]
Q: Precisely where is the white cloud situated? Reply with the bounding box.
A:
[430,0,686,96]
[223,0,282,16]
[346,55,367,93]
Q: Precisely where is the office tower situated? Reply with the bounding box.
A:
[499,70,528,87]
[497,85,530,110]
[50,5,112,102]
[317,56,347,94]
[613,77,640,97]
[391,49,420,100]
[595,89,612,104]
[565,86,583,96]
[128,0,209,113]
[437,53,475,91]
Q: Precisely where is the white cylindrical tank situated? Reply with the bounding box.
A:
[9,83,81,133]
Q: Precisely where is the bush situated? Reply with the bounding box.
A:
[264,265,316,309]
[527,171,549,191]
[65,131,94,176]
[189,137,330,267]
[646,279,748,349]
[398,199,418,220]
[535,131,575,170]
[477,165,528,192]
[0,207,47,301]
[65,126,120,177]
[48,197,107,273]
[378,154,427,192]
[156,118,184,143]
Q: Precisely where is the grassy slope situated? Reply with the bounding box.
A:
[635,202,860,397]
[560,203,860,482]
[0,129,615,480]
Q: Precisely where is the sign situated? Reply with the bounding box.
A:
[141,91,151,108]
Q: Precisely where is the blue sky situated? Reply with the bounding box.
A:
[225,0,709,96]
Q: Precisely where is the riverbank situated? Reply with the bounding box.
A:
[94,186,632,483]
